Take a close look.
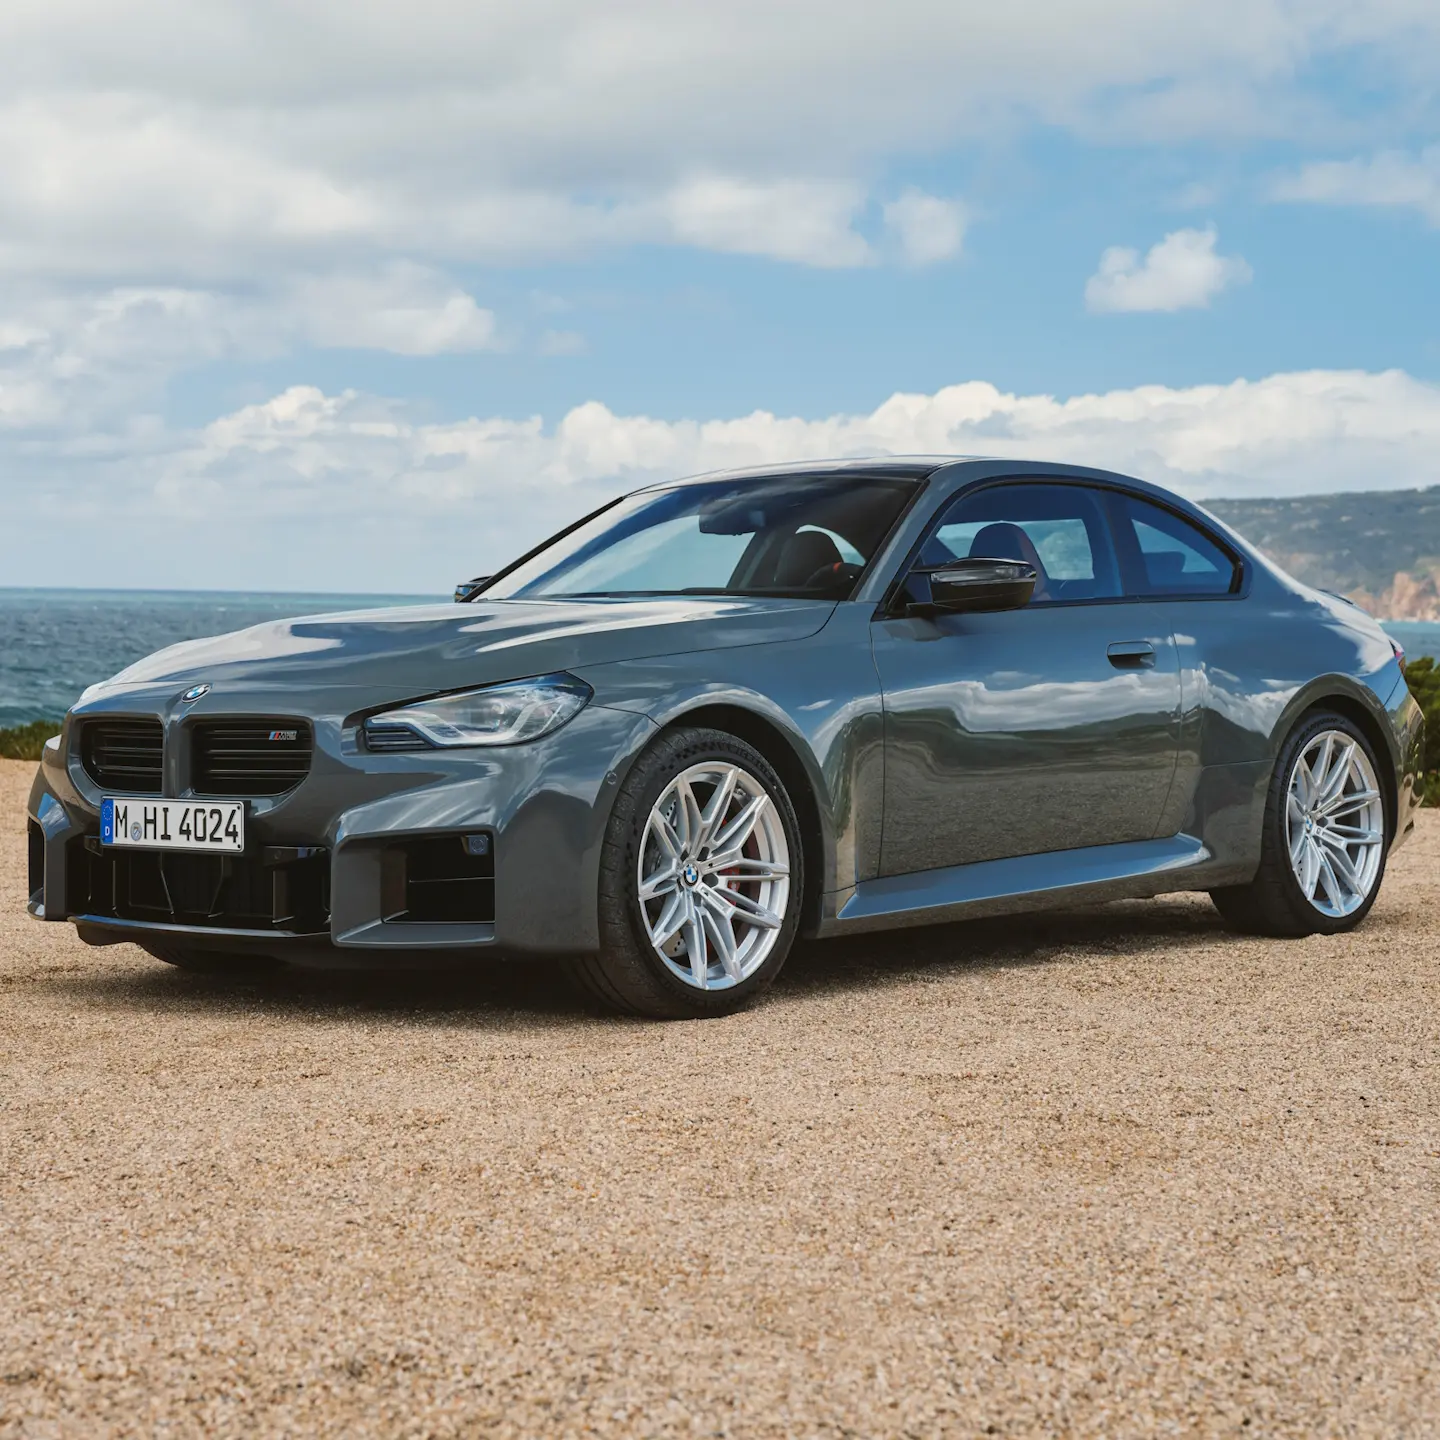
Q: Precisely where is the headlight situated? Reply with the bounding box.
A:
[365,673,592,750]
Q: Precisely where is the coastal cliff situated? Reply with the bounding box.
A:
[1207,487,1440,621]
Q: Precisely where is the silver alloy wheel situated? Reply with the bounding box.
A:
[1285,729,1385,918]
[637,761,791,990]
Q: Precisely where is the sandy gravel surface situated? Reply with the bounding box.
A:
[2,758,1438,1438]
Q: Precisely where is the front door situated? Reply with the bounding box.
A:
[872,481,1182,876]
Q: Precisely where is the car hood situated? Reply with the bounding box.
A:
[74,596,836,714]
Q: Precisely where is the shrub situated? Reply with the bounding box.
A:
[1405,655,1440,805]
[0,721,61,762]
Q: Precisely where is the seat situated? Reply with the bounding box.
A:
[774,529,848,590]
[967,522,1050,601]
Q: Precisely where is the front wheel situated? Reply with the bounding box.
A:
[1211,711,1389,937]
[567,727,804,1018]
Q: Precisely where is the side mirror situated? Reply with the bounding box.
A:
[917,557,1037,614]
[454,576,491,603]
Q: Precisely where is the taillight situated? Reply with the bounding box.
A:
[1391,638,1407,673]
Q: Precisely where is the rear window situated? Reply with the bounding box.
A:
[1110,494,1240,597]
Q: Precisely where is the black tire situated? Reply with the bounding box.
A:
[1210,710,1390,937]
[143,944,280,975]
[566,727,805,1019]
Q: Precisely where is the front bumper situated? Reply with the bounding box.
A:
[27,701,657,960]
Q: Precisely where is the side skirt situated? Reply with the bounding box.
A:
[819,834,1219,937]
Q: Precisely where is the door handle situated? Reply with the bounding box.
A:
[1107,640,1156,669]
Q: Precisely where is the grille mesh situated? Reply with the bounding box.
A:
[81,719,164,794]
[192,721,313,797]
[69,840,330,933]
[364,723,430,753]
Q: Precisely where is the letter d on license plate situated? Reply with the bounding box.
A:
[101,798,245,852]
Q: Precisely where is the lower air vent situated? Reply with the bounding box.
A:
[68,839,330,934]
[81,719,164,794]
[382,835,495,923]
[29,820,45,905]
[192,721,313,797]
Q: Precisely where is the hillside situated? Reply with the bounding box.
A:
[1206,486,1440,620]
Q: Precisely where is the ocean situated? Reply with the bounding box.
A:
[0,588,436,728]
[1,587,1437,730]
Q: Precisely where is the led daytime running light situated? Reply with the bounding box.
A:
[366,673,592,748]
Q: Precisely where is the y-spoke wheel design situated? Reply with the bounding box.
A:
[1284,730,1384,918]
[571,726,804,1018]
[638,761,791,990]
[1211,710,1389,938]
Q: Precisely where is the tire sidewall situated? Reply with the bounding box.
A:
[1270,711,1389,934]
[606,728,804,1014]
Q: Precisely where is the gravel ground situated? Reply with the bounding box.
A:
[2,758,1438,1439]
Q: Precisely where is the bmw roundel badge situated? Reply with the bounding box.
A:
[181,683,211,703]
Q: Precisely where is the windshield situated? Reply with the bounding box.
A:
[481,474,917,601]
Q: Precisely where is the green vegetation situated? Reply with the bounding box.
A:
[0,721,61,762]
[1405,656,1440,805]
[1207,486,1440,600]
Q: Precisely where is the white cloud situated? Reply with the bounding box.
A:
[0,3,1432,280]
[5,368,1439,590]
[1085,227,1252,313]
[0,268,501,431]
[653,177,873,268]
[883,191,967,265]
[1273,147,1440,225]
[286,265,500,355]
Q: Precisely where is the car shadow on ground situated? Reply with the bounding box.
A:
[780,893,1235,998]
[26,893,1248,1028]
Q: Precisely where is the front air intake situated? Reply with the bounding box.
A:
[81,719,164,795]
[28,820,45,905]
[191,721,313,797]
[382,835,495,923]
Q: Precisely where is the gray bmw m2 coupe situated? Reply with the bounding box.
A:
[27,458,1426,1017]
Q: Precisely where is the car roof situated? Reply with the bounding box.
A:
[634,456,965,489]
[632,455,1249,548]
[624,457,1255,552]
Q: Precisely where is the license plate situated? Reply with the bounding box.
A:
[101,798,245,853]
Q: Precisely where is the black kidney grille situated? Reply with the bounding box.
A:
[192,721,313,797]
[81,719,164,794]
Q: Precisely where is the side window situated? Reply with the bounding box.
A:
[1110,494,1240,598]
[917,482,1121,604]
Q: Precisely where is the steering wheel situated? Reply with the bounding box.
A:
[802,561,865,595]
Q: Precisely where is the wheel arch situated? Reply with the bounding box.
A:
[652,702,829,938]
[1280,684,1400,841]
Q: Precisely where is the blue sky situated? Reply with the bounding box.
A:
[1,1,1439,592]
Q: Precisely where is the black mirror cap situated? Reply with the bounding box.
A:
[918,557,1037,614]
[454,576,492,603]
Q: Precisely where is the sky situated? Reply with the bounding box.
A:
[1,0,1439,594]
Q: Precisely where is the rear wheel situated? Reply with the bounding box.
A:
[1211,711,1389,937]
[567,727,804,1018]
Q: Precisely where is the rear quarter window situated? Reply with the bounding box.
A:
[1110,493,1241,598]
